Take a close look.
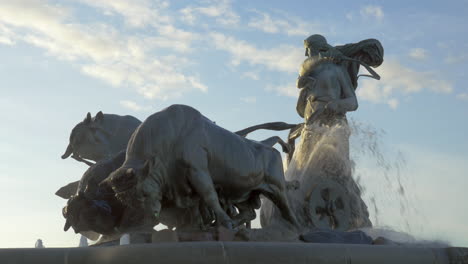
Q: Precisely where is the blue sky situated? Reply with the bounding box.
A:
[0,0,467,247]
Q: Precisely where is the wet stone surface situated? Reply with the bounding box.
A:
[300,229,373,244]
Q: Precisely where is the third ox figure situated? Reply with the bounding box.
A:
[58,34,384,243]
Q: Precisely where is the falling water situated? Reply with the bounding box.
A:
[281,117,446,245]
[282,118,372,230]
[348,119,414,229]
[346,118,447,245]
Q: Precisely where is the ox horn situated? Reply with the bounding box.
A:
[64,219,72,231]
[61,144,73,159]
[84,112,92,124]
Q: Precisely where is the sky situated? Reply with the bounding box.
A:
[0,0,467,248]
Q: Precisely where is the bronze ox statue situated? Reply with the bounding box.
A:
[61,111,141,166]
[62,105,299,234]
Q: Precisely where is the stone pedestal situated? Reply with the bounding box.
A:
[1,242,462,264]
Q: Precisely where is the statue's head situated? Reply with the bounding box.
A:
[304,34,332,57]
[62,112,113,162]
[63,191,120,235]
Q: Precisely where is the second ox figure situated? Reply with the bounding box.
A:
[64,104,298,234]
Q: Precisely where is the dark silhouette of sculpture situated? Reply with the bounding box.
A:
[57,112,141,200]
[63,151,219,235]
[288,34,384,159]
[62,105,299,236]
[281,35,383,165]
[57,116,294,200]
[297,34,382,119]
[102,104,298,230]
[63,151,126,235]
[262,35,383,231]
[60,35,384,244]
[61,111,141,166]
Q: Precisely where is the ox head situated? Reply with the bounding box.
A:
[62,111,113,163]
[101,162,162,223]
[63,191,120,235]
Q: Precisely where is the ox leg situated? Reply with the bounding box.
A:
[182,141,233,229]
[259,184,298,228]
[187,168,233,229]
[232,203,256,228]
[233,194,261,228]
[261,154,299,228]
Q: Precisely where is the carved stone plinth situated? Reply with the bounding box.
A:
[1,242,460,264]
[262,121,371,232]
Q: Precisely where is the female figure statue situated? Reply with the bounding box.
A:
[297,34,383,125]
[262,35,383,232]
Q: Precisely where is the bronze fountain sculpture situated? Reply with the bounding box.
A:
[27,34,463,264]
[0,32,464,264]
[58,34,385,244]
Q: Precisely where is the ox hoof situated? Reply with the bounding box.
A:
[224,222,234,230]
[219,219,234,230]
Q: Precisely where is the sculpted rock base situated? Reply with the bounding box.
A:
[261,120,371,231]
[300,229,373,244]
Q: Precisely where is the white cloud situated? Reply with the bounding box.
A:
[180,0,239,26]
[119,100,152,111]
[0,23,15,45]
[456,93,468,101]
[153,25,199,53]
[247,10,320,36]
[240,96,257,103]
[360,5,384,21]
[357,59,453,108]
[0,35,12,45]
[78,0,198,53]
[242,71,260,80]
[408,48,428,60]
[0,0,206,100]
[78,0,171,28]
[0,1,120,61]
[209,32,303,73]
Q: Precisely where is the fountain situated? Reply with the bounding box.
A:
[1,34,467,264]
[260,34,380,233]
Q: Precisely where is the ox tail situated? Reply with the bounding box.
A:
[235,122,298,137]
